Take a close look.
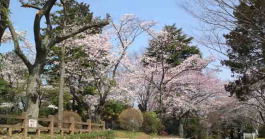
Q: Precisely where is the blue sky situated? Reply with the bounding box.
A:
[3,0,232,80]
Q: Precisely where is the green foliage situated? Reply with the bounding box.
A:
[0,53,28,114]
[0,0,9,42]
[84,86,97,95]
[142,112,164,134]
[118,108,143,131]
[0,78,9,95]
[223,0,265,99]
[0,78,22,106]
[162,117,179,135]
[43,0,109,120]
[109,79,117,87]
[184,118,207,139]
[39,107,57,118]
[259,125,265,137]
[39,87,72,117]
[51,0,95,35]
[102,100,127,122]
[144,24,200,67]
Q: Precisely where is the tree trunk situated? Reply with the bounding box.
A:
[25,66,41,119]
[95,98,105,122]
[58,44,65,127]
[94,85,110,121]
[179,119,184,138]
[58,1,67,127]
[138,104,147,112]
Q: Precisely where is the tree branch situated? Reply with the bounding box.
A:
[33,11,43,51]
[52,19,109,45]
[33,0,56,54]
[8,21,32,70]
[21,4,41,10]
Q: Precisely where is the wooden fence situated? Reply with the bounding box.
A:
[0,112,105,137]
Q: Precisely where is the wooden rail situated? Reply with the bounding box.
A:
[0,113,105,137]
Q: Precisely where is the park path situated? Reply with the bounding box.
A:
[115,137,184,139]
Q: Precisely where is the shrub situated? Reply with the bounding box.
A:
[102,100,128,129]
[102,100,127,122]
[163,117,179,135]
[54,111,82,128]
[184,118,208,139]
[118,108,143,131]
[259,125,265,137]
[142,112,164,134]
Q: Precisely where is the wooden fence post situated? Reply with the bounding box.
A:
[48,115,54,136]
[87,119,91,132]
[101,121,105,130]
[37,128,41,137]
[8,127,12,136]
[22,112,28,137]
[69,117,75,135]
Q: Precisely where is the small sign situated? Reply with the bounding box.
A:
[28,119,38,128]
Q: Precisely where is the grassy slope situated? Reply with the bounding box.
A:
[114,130,180,139]
[0,130,180,139]
[114,130,151,139]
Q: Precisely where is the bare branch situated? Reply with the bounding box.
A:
[52,19,109,45]
[8,21,32,70]
[21,4,41,10]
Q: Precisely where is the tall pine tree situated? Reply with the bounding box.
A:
[224,0,265,100]
[144,25,200,67]
[0,0,10,43]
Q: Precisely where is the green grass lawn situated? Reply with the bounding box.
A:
[113,130,180,139]
[114,130,151,139]
[0,130,180,139]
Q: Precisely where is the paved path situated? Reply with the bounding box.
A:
[115,136,185,139]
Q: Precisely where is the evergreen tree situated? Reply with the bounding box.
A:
[144,24,200,67]
[0,0,10,43]
[224,0,265,100]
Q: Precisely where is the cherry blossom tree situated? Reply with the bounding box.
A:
[45,14,155,120]
[118,53,225,136]
[120,54,214,113]
[116,25,239,137]
[5,0,108,118]
[64,34,112,118]
[0,52,27,87]
[90,14,155,119]
[0,52,28,113]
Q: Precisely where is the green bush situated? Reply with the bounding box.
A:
[259,125,265,138]
[184,118,207,139]
[163,117,179,135]
[142,112,164,134]
[102,100,128,129]
[102,100,127,122]
[118,108,143,131]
